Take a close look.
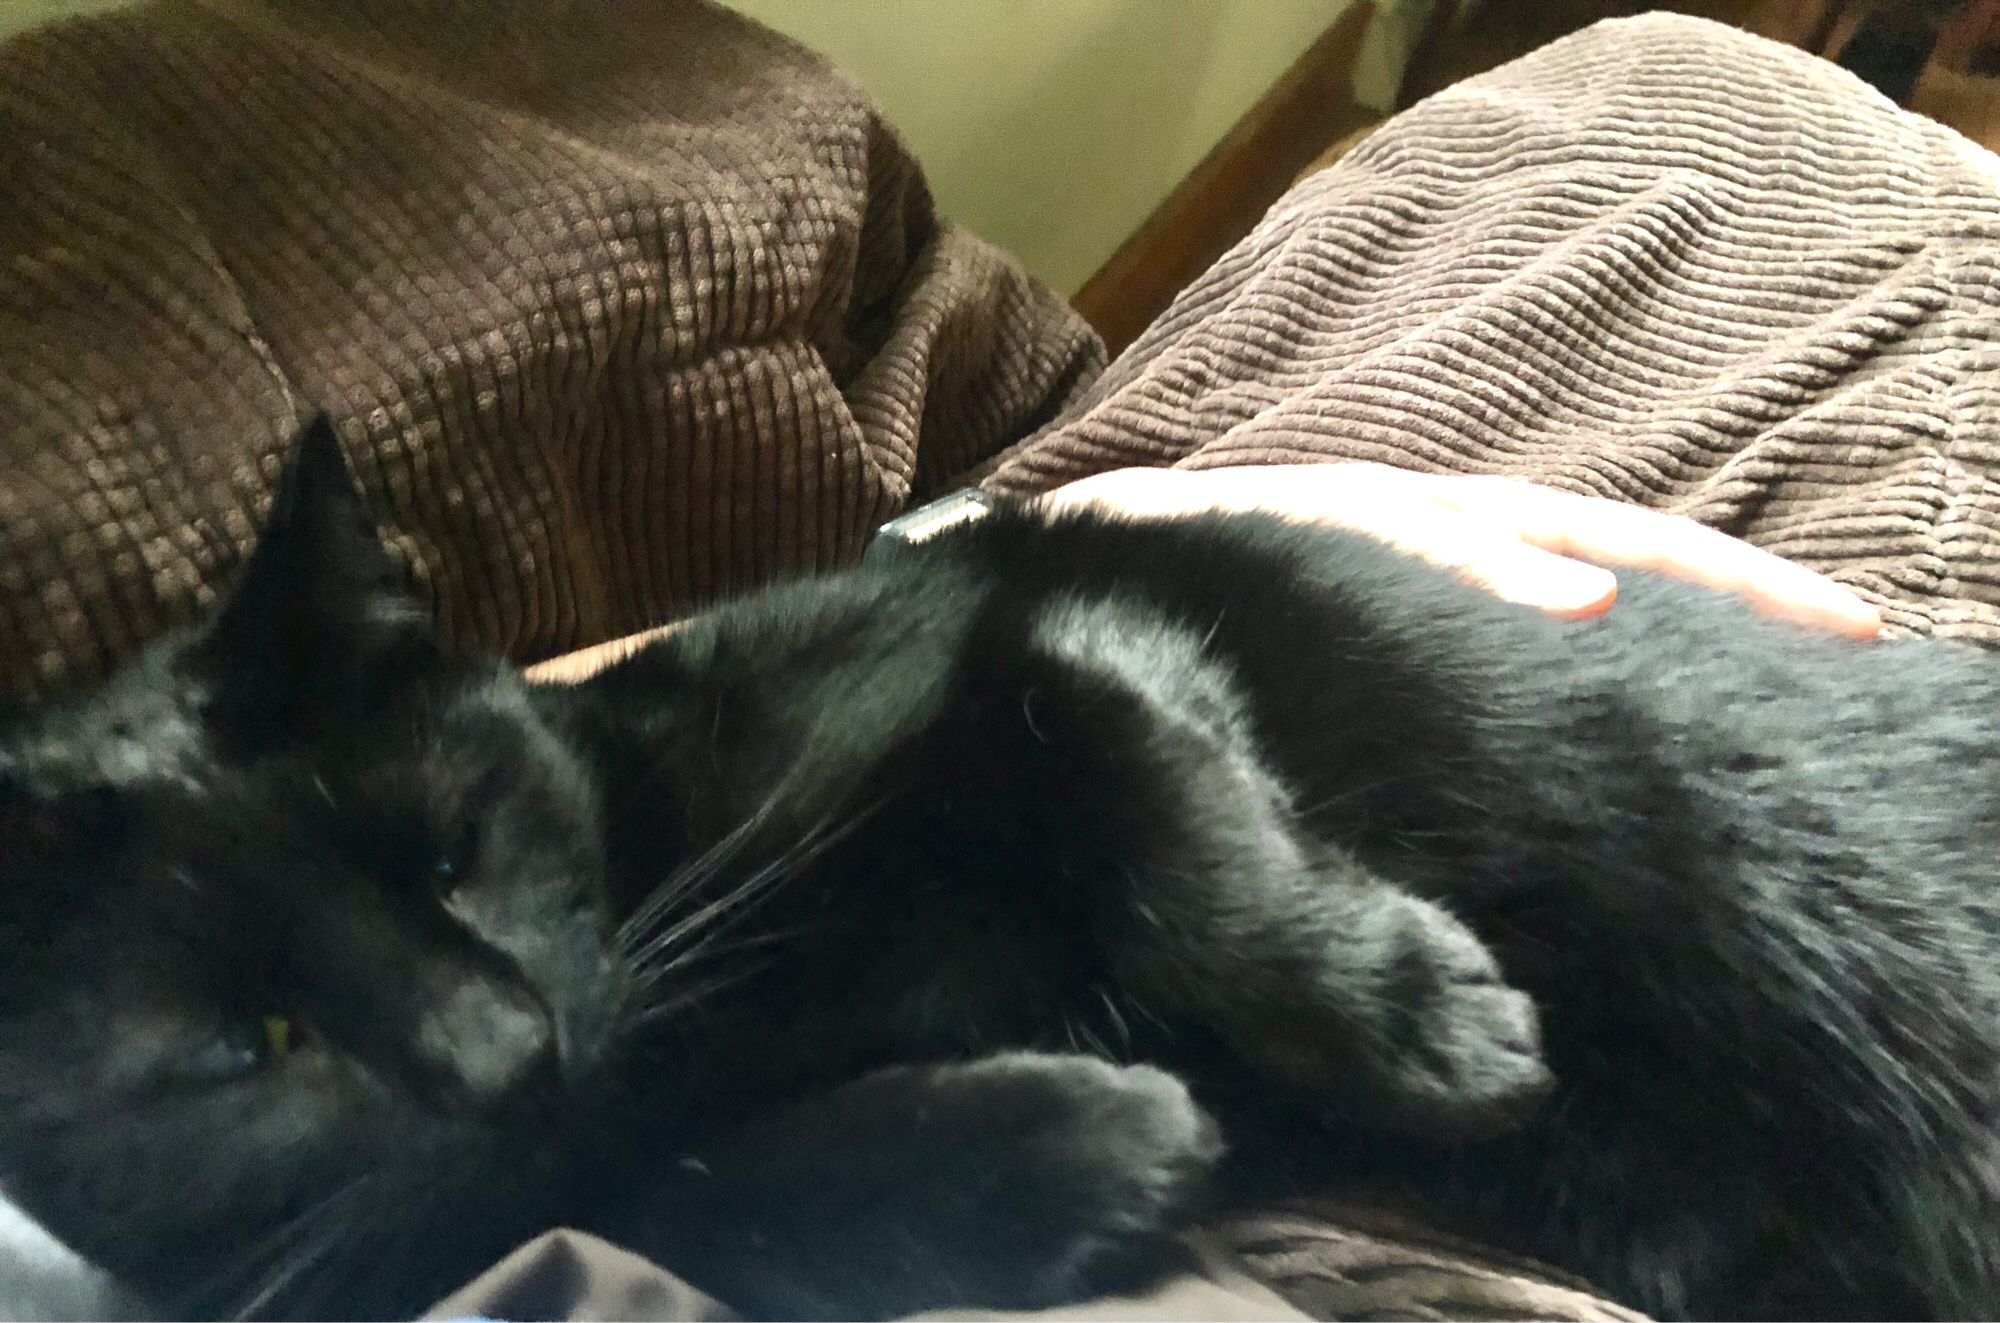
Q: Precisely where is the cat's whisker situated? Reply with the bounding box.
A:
[618,788,889,972]
[601,708,813,888]
[235,1199,365,1317]
[622,822,836,976]
[612,709,900,954]
[175,1172,374,1321]
[614,799,878,1030]
[1200,608,1227,652]
[1095,985,1134,1056]
[615,817,766,953]
[612,763,804,950]
[1125,992,1173,1038]
[627,922,810,990]
[622,972,756,1031]
[1290,771,1421,823]
[621,833,805,969]
[617,960,774,1034]
[227,1209,349,1322]
[610,801,878,1036]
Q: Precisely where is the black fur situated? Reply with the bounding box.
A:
[6,418,2000,1319]
[0,422,1222,1320]
[607,1053,1221,1318]
[561,502,2000,1320]
[0,423,618,1316]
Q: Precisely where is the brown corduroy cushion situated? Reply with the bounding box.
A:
[0,0,1101,697]
[981,14,2000,646]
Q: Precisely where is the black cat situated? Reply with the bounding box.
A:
[559,481,2000,1320]
[6,415,2000,1320]
[0,421,1226,1320]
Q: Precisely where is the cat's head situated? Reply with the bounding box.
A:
[0,417,619,1316]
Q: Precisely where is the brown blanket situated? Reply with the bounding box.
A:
[5,1,2000,1318]
[423,1208,1646,1323]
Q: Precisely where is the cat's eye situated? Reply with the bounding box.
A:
[175,1015,295,1085]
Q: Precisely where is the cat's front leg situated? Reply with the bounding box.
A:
[1092,785,1552,1139]
[599,1052,1221,1320]
[1020,624,1551,1139]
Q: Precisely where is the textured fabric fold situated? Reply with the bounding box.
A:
[0,0,1102,695]
[985,13,2000,643]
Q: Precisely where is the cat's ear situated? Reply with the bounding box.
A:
[189,413,435,746]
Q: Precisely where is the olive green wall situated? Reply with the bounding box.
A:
[725,1,1377,295]
[1,0,1411,297]
[1,0,132,38]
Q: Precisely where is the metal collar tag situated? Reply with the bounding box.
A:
[863,488,995,564]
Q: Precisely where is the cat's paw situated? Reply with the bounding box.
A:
[647,1052,1223,1318]
[1362,900,1552,1136]
[935,1052,1224,1303]
[1247,893,1553,1139]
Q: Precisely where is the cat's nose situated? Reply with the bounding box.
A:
[415,976,559,1114]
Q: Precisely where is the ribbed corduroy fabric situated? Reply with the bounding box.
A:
[987,14,2000,644]
[0,0,1102,696]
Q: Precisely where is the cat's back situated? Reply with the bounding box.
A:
[1549,571,2000,857]
[625,505,2000,891]
[963,500,2000,766]
[951,504,2000,891]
